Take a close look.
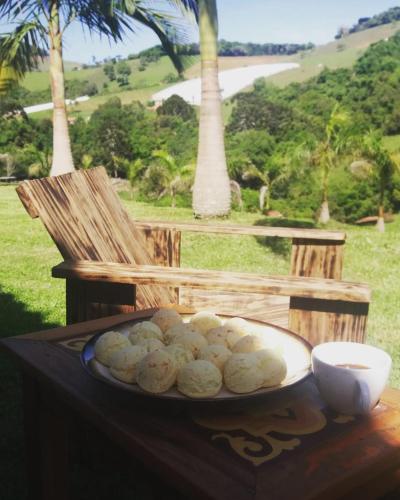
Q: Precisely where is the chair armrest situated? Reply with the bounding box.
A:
[134,220,346,242]
[52,260,370,303]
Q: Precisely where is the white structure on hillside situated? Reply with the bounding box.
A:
[23,95,90,114]
[153,62,299,106]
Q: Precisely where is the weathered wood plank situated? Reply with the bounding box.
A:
[16,182,39,218]
[179,289,289,328]
[134,220,346,242]
[139,228,181,306]
[53,260,371,303]
[290,238,344,279]
[289,297,369,345]
[16,167,175,309]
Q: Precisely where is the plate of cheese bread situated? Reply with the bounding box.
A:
[81,308,312,402]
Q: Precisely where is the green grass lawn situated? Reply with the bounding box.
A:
[383,134,400,153]
[1,184,399,499]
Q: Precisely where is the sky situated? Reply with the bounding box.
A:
[2,1,399,63]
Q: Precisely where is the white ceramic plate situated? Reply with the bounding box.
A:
[81,313,312,403]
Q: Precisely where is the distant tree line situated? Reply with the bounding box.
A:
[336,6,400,39]
[7,79,98,107]
[130,40,315,61]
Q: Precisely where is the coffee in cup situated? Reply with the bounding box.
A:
[312,342,391,415]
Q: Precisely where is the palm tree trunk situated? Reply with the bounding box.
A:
[377,186,385,233]
[318,165,330,224]
[193,0,231,218]
[49,2,75,176]
[259,185,268,212]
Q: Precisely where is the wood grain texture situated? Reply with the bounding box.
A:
[134,220,346,242]
[290,239,344,280]
[139,228,181,306]
[289,297,369,345]
[16,182,39,218]
[179,289,289,328]
[16,168,175,309]
[53,260,371,303]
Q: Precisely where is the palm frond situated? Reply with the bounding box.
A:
[166,0,199,22]
[72,1,194,75]
[131,5,193,74]
[180,163,195,176]
[0,65,19,94]
[242,163,267,184]
[0,0,32,18]
[350,160,374,179]
[152,149,177,173]
[0,21,45,92]
[73,0,132,41]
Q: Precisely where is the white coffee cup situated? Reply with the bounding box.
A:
[312,342,392,415]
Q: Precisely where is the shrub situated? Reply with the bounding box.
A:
[162,73,181,84]
[240,188,259,212]
[329,166,378,222]
[156,95,196,122]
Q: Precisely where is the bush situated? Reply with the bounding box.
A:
[240,188,259,212]
[84,82,98,96]
[162,73,181,84]
[226,130,275,180]
[156,94,196,122]
[329,166,378,222]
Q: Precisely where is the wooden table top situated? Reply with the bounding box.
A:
[2,308,400,500]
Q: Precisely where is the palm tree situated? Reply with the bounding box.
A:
[242,162,289,213]
[192,0,231,217]
[311,105,352,224]
[351,131,400,232]
[0,64,19,94]
[153,150,194,207]
[127,158,145,199]
[0,1,195,177]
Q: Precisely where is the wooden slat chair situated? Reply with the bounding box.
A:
[17,167,370,346]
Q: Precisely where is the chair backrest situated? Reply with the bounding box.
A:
[16,167,175,307]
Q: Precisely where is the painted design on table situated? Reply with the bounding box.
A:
[193,397,354,466]
[59,334,94,352]
[57,333,355,467]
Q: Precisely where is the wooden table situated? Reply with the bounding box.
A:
[2,308,400,500]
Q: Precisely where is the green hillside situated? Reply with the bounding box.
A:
[20,20,400,119]
[22,55,198,94]
[266,21,400,86]
[22,54,199,119]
